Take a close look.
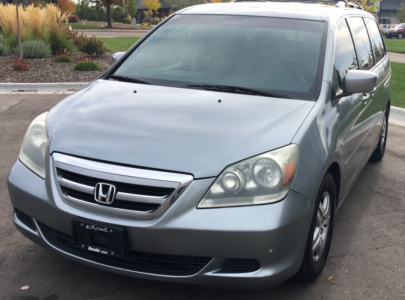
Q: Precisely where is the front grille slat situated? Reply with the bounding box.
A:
[64,188,160,212]
[39,222,212,276]
[115,192,167,204]
[58,177,94,194]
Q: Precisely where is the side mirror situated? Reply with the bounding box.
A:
[112,52,126,63]
[343,70,377,94]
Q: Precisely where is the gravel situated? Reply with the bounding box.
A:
[0,54,113,83]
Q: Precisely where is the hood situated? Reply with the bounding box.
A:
[49,80,314,178]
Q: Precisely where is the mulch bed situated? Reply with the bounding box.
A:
[0,54,113,83]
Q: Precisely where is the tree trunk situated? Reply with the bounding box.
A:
[16,2,23,59]
[106,4,112,28]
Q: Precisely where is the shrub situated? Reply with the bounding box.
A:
[112,7,129,23]
[0,43,8,56]
[12,57,29,71]
[73,61,102,71]
[3,34,17,48]
[24,5,45,39]
[78,37,106,56]
[49,25,71,54]
[14,40,51,58]
[54,55,73,63]
[68,29,87,47]
[0,4,68,42]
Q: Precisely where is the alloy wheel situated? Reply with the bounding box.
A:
[312,191,331,262]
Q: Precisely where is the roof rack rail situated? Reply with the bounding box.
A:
[232,0,364,10]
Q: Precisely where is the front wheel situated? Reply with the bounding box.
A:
[297,172,336,283]
[398,33,404,39]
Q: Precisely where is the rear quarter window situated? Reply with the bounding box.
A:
[364,18,385,64]
[347,17,375,70]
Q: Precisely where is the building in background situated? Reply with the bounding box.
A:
[379,0,403,24]
[135,0,172,22]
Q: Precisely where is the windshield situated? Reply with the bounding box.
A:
[113,15,325,100]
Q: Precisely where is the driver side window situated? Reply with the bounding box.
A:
[334,19,359,90]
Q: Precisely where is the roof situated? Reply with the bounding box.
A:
[381,0,403,11]
[178,2,373,21]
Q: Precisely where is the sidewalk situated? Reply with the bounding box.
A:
[79,29,148,38]
[388,52,405,63]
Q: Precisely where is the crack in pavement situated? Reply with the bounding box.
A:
[329,242,405,259]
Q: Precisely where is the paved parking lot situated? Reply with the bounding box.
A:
[1,94,405,300]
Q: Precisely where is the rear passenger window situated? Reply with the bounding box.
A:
[334,19,358,90]
[347,17,374,70]
[364,18,385,64]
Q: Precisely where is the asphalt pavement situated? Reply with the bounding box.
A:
[1,94,405,300]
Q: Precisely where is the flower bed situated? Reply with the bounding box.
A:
[0,54,112,83]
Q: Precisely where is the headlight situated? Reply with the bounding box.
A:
[198,144,298,208]
[18,112,49,179]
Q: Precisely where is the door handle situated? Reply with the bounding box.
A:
[362,93,370,103]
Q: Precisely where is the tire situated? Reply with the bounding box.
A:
[297,172,336,283]
[369,106,389,162]
[398,33,404,39]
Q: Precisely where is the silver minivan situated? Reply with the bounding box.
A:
[8,1,391,289]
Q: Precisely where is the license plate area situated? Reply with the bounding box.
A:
[72,219,125,258]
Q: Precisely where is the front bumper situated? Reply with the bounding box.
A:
[8,159,314,289]
[386,32,400,37]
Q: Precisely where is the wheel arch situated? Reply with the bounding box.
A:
[326,162,341,209]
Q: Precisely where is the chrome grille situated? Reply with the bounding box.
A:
[52,153,193,219]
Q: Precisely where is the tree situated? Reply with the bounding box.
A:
[397,2,405,23]
[112,6,128,22]
[142,0,160,17]
[164,0,199,11]
[91,0,123,28]
[357,0,377,14]
[57,0,75,14]
[126,0,137,18]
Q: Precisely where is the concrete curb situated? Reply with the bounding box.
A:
[0,83,88,94]
[390,106,405,127]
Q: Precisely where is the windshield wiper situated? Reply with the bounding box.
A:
[184,84,292,99]
[108,75,153,85]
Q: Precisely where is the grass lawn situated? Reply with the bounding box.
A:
[67,23,104,30]
[384,38,405,54]
[391,62,405,108]
[98,37,141,52]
